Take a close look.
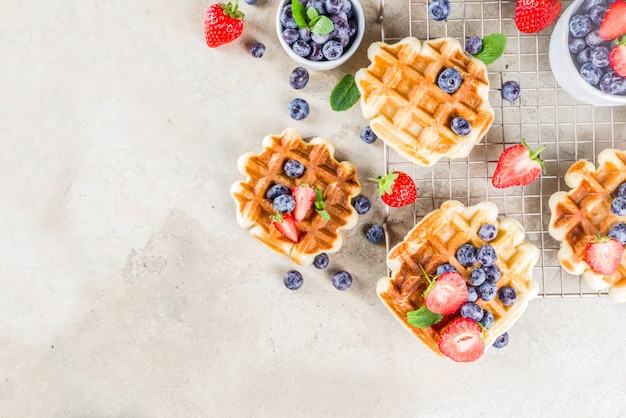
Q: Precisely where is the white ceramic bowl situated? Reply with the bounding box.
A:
[276,0,365,71]
[548,0,626,106]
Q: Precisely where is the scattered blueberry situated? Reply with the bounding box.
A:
[280,5,299,29]
[456,243,478,267]
[579,62,603,86]
[569,37,587,54]
[477,281,497,301]
[478,223,498,242]
[332,271,353,290]
[467,286,478,303]
[288,98,310,120]
[322,40,343,60]
[479,310,495,329]
[498,286,518,306]
[289,67,309,90]
[477,245,497,266]
[590,46,610,68]
[436,263,457,275]
[273,194,296,213]
[460,302,484,322]
[569,14,592,38]
[249,42,266,58]
[501,80,521,103]
[465,36,482,55]
[483,264,502,283]
[617,182,626,198]
[265,184,290,202]
[244,0,258,4]
[365,224,384,243]
[284,159,305,177]
[352,196,371,214]
[359,126,378,144]
[437,67,462,94]
[284,270,304,290]
[450,117,471,136]
[608,223,626,245]
[492,332,509,348]
[611,197,626,216]
[313,253,330,269]
[469,267,487,286]
[428,0,451,21]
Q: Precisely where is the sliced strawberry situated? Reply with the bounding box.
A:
[438,317,485,362]
[609,42,626,78]
[272,213,299,243]
[585,236,624,275]
[515,0,561,34]
[424,271,469,315]
[371,171,417,208]
[492,139,546,189]
[292,185,316,221]
[599,1,626,41]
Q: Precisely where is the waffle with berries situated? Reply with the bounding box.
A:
[354,37,494,167]
[376,200,540,360]
[548,149,626,303]
[230,128,361,266]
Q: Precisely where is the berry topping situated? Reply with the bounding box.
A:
[498,285,518,306]
[283,159,305,178]
[352,195,371,214]
[436,263,457,275]
[515,0,561,33]
[265,184,290,202]
[438,317,485,362]
[249,42,266,57]
[288,98,310,120]
[479,309,495,329]
[492,138,546,188]
[608,222,626,245]
[450,117,471,136]
[478,223,498,241]
[460,302,485,322]
[313,253,330,269]
[271,213,299,242]
[467,286,478,303]
[483,264,502,283]
[437,67,462,94]
[456,243,478,267]
[292,184,316,221]
[289,67,310,89]
[609,41,626,78]
[371,171,418,208]
[273,194,296,214]
[611,196,626,216]
[204,1,245,48]
[477,245,497,266]
[492,332,509,348]
[284,270,304,290]
[477,281,497,301]
[424,271,469,315]
[618,182,626,198]
[501,80,521,102]
[585,235,624,275]
[365,224,385,243]
[599,1,626,41]
[428,0,451,21]
[465,36,483,55]
[359,126,378,144]
[332,271,353,290]
[469,267,487,286]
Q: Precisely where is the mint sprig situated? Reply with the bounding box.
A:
[291,0,334,35]
[313,186,330,221]
[406,306,443,328]
[473,33,507,65]
[330,74,361,111]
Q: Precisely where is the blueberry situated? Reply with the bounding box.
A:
[365,224,384,243]
[498,286,518,306]
[244,0,258,4]
[467,286,478,303]
[501,80,521,103]
[332,271,353,290]
[599,71,626,95]
[477,245,497,266]
[469,267,487,286]
[309,42,324,61]
[265,184,290,201]
[288,98,310,121]
[492,332,509,348]
[437,67,462,94]
[583,0,604,12]
[450,117,471,136]
[342,0,353,15]
[249,42,266,58]
[292,39,311,57]
[331,30,350,49]
[282,28,299,45]
[569,37,587,54]
[284,270,304,290]
[348,19,358,37]
[590,46,610,68]
[580,62,603,86]
[289,67,309,90]
[618,182,626,198]
[477,282,497,301]
[586,29,605,47]
[352,196,371,214]
[428,0,451,21]
[569,14,592,38]
[465,36,482,55]
[577,47,593,64]
[481,265,500,285]
[611,197,626,216]
[324,0,343,14]
[460,302,484,321]
[589,6,606,24]
[311,33,330,44]
[478,223,498,242]
[322,40,343,60]
[436,263,457,275]
[284,159,305,177]
[273,194,296,213]
[298,28,312,42]
[280,5,299,29]
[479,310,495,329]
[456,243,478,267]
[330,15,350,37]
[608,223,626,245]
[359,126,377,144]
[313,253,330,269]
[306,0,325,15]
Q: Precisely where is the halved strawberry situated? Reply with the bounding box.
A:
[271,213,299,243]
[438,317,485,362]
[371,171,417,208]
[585,236,624,275]
[292,185,316,221]
[424,271,469,315]
[609,41,626,78]
[515,0,561,34]
[492,139,546,188]
[599,1,626,41]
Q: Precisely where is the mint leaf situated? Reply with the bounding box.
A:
[316,208,331,221]
[306,6,318,21]
[406,306,443,328]
[309,15,321,28]
[473,33,506,65]
[330,74,360,111]
[310,15,334,35]
[291,0,308,29]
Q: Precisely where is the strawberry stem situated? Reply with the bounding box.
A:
[220,0,244,19]
[521,137,548,174]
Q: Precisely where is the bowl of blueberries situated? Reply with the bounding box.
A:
[276,0,365,71]
[548,0,626,106]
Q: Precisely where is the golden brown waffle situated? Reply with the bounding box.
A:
[354,37,494,167]
[548,149,626,303]
[230,129,361,266]
[377,200,539,358]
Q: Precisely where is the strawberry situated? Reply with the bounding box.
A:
[271,213,299,243]
[599,1,626,41]
[438,317,485,362]
[609,39,626,77]
[585,236,624,275]
[424,271,469,315]
[204,1,245,48]
[292,185,316,222]
[492,139,546,189]
[514,0,561,34]
[371,172,417,208]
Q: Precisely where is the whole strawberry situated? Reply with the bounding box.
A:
[204,1,245,48]
[492,139,546,189]
[371,171,417,208]
[515,0,561,33]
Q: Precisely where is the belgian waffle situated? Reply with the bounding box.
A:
[230,128,361,266]
[377,200,539,357]
[548,149,626,303]
[354,37,494,167]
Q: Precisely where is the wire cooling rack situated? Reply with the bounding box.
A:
[377,0,626,298]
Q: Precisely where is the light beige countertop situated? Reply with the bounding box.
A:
[2,0,626,416]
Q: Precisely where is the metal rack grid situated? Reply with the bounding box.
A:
[377,0,626,298]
